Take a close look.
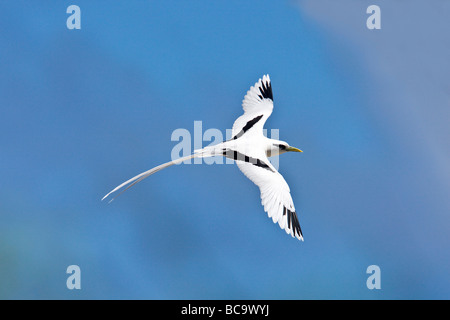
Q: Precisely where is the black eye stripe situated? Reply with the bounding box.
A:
[273,144,287,150]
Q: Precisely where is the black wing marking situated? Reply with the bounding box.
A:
[257,78,273,101]
[222,149,274,172]
[284,206,303,239]
[232,114,264,140]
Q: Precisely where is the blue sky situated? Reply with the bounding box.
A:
[0,1,449,299]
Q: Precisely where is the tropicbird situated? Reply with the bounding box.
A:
[103,75,304,240]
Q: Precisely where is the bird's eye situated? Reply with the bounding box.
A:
[274,144,286,150]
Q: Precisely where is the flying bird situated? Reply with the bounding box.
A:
[103,75,304,240]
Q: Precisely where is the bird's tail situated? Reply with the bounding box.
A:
[102,148,217,203]
[102,153,203,203]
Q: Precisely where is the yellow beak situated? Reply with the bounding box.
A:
[287,146,303,153]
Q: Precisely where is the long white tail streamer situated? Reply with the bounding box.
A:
[102,153,205,203]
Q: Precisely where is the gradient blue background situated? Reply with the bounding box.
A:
[1,1,449,299]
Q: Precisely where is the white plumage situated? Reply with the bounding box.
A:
[103,75,304,241]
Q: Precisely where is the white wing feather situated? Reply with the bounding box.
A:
[232,75,303,240]
[232,74,274,138]
[236,158,303,241]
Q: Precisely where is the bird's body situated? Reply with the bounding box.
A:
[103,75,304,241]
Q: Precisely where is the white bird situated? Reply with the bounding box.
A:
[103,75,304,240]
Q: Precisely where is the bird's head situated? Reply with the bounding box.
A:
[267,140,303,157]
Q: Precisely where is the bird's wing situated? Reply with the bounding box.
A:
[231,75,274,139]
[234,154,303,241]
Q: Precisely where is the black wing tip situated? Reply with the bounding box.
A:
[284,206,303,240]
[258,76,273,101]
